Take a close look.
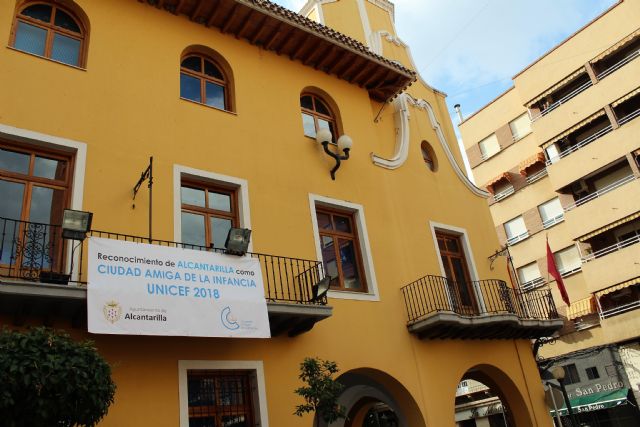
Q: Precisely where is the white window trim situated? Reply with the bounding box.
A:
[173,165,252,252]
[0,123,87,282]
[308,193,379,301]
[428,221,485,312]
[178,360,269,427]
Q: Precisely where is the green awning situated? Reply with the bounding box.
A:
[550,388,629,417]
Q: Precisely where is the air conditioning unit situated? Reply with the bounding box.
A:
[571,180,588,195]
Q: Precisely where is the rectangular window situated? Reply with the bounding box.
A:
[545,144,560,164]
[586,366,600,380]
[436,231,477,314]
[186,370,255,427]
[0,142,71,269]
[478,134,500,160]
[563,364,581,385]
[554,246,582,276]
[538,198,564,228]
[504,216,528,245]
[517,262,542,290]
[181,181,237,249]
[509,113,532,141]
[316,207,367,292]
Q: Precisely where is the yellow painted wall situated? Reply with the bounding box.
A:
[0,0,553,425]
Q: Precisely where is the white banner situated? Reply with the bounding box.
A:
[87,237,270,338]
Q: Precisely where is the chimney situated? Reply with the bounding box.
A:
[454,104,463,124]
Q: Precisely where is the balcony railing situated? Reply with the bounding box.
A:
[506,231,529,246]
[617,106,640,126]
[542,214,564,229]
[520,277,545,292]
[564,174,636,212]
[530,80,593,122]
[400,275,558,323]
[582,233,640,262]
[596,49,640,80]
[0,217,327,306]
[493,186,515,202]
[526,168,548,184]
[600,299,640,319]
[546,124,613,165]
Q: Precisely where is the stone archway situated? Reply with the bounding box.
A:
[456,364,535,427]
[318,368,425,427]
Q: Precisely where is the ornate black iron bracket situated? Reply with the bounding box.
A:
[321,141,350,180]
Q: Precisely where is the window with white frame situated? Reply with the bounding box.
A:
[517,262,543,290]
[504,216,528,245]
[309,194,379,301]
[554,245,582,276]
[478,134,500,160]
[509,113,532,141]
[178,360,267,427]
[538,198,564,228]
[545,144,560,164]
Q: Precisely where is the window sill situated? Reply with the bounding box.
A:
[6,46,86,71]
[327,289,380,302]
[179,97,237,115]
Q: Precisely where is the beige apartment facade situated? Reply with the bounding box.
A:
[459,0,640,425]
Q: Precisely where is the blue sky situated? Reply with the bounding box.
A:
[272,0,616,125]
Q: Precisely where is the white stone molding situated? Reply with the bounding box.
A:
[370,93,410,169]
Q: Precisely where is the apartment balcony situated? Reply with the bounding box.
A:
[564,177,639,241]
[0,217,332,337]
[581,236,640,293]
[400,275,562,339]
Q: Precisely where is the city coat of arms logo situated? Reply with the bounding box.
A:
[103,301,122,324]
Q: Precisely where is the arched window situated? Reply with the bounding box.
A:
[180,54,228,111]
[11,2,86,67]
[301,94,337,141]
[421,141,438,171]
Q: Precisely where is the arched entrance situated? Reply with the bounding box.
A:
[454,364,534,427]
[319,368,424,427]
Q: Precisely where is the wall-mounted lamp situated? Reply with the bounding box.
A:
[61,209,93,241]
[224,228,251,256]
[316,128,352,180]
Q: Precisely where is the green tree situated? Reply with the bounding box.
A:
[294,357,346,427]
[0,327,116,427]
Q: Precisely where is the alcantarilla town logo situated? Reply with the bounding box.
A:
[103,301,122,324]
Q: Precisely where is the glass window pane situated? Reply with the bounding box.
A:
[14,22,47,57]
[334,215,351,233]
[317,119,331,131]
[180,73,201,103]
[451,258,473,306]
[181,187,205,207]
[0,148,30,174]
[321,236,338,283]
[204,60,224,80]
[205,82,225,110]
[21,4,52,23]
[437,238,446,251]
[0,180,25,220]
[300,95,313,110]
[181,212,206,247]
[316,212,332,230]
[34,156,66,180]
[29,186,65,224]
[221,415,248,427]
[314,98,331,116]
[209,192,231,212]
[181,56,201,72]
[302,113,316,138]
[338,239,362,290]
[211,217,232,248]
[51,33,80,66]
[54,10,80,33]
[446,238,459,253]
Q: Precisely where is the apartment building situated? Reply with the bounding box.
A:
[0,0,566,425]
[459,1,640,425]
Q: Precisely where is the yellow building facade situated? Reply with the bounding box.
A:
[1,0,561,425]
[459,0,640,424]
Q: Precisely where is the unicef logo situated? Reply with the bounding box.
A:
[221,306,240,330]
[103,301,122,324]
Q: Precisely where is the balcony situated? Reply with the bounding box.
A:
[581,232,640,293]
[597,281,640,320]
[529,70,592,122]
[0,217,332,337]
[400,276,562,339]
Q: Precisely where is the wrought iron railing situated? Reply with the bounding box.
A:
[400,275,558,323]
[0,217,327,305]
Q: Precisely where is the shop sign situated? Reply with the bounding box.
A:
[87,237,270,338]
[571,381,624,398]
